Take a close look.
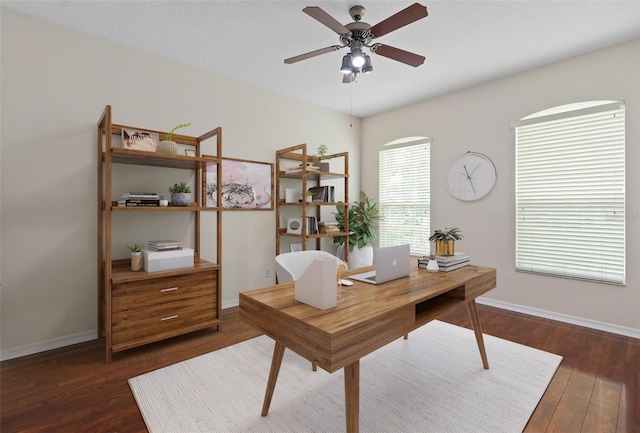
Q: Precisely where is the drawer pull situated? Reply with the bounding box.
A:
[160,287,179,293]
[161,315,178,321]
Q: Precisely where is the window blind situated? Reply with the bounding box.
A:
[379,138,430,256]
[514,101,625,285]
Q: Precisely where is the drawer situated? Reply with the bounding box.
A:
[112,271,216,313]
[112,293,216,348]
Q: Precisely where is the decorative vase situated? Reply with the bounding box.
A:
[157,140,178,154]
[171,192,191,207]
[130,252,141,272]
[426,259,439,273]
[319,161,330,172]
[306,195,313,202]
[436,240,455,256]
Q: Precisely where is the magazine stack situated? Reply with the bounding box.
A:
[418,252,470,272]
[147,240,183,252]
[118,192,159,207]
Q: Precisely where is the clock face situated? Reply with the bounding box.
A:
[445,152,497,201]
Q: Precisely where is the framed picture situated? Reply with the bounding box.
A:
[184,149,196,157]
[290,242,303,253]
[122,129,158,152]
[206,157,274,210]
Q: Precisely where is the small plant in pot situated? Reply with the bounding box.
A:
[127,243,142,272]
[169,182,192,206]
[429,228,463,256]
[333,191,382,269]
[316,144,330,172]
[158,122,191,154]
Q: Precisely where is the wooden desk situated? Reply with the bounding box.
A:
[239,263,497,433]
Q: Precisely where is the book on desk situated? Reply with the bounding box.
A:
[418,252,470,272]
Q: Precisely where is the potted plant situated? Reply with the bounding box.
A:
[127,243,142,272]
[158,122,191,154]
[429,227,463,256]
[333,191,382,269]
[316,144,330,172]
[305,190,313,202]
[169,182,192,206]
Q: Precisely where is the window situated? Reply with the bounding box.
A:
[379,137,430,256]
[513,101,625,284]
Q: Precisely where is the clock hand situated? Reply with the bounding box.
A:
[463,165,477,194]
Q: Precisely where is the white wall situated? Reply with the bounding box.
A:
[362,39,640,333]
[0,8,361,356]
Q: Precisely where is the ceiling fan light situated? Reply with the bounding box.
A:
[351,47,365,67]
[362,54,373,73]
[340,54,353,74]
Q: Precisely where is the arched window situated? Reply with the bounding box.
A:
[512,101,625,284]
[378,136,431,256]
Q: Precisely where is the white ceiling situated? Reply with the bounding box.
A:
[3,1,639,118]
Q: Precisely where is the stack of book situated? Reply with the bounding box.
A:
[306,216,319,235]
[118,192,159,207]
[417,252,470,272]
[318,221,340,234]
[147,240,183,252]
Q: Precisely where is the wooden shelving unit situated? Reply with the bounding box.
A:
[275,144,349,262]
[97,105,223,362]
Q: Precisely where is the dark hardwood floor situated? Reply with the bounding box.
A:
[1,304,638,432]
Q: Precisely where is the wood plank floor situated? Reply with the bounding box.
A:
[1,304,638,432]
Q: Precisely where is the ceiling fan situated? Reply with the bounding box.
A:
[284,3,428,83]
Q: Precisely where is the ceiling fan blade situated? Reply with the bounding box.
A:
[303,6,351,35]
[371,44,425,67]
[284,45,342,64]
[369,3,428,38]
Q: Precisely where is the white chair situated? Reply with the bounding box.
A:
[275,250,347,284]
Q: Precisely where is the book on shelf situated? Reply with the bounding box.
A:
[118,200,160,207]
[308,186,335,202]
[318,221,340,234]
[121,192,159,199]
[149,240,183,248]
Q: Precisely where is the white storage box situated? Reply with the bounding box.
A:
[142,248,194,272]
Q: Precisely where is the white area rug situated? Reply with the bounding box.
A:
[129,320,562,433]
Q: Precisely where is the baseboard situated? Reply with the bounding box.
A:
[0,330,97,362]
[3,298,636,361]
[477,297,640,339]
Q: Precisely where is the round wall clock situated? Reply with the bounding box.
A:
[445,151,497,201]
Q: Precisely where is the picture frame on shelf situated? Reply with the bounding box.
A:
[122,128,158,152]
[290,242,303,253]
[184,149,196,157]
[206,157,274,210]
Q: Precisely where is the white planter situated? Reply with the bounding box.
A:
[338,243,374,270]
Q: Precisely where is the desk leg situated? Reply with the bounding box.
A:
[261,341,285,417]
[344,360,360,433]
[466,300,489,369]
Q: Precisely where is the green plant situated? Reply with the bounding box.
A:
[429,228,463,243]
[163,122,191,142]
[169,182,191,194]
[126,243,142,253]
[316,144,329,161]
[333,191,382,252]
[306,190,314,196]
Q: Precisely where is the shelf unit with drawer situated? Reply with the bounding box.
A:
[97,105,223,362]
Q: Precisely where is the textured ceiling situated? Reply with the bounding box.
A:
[3,1,639,117]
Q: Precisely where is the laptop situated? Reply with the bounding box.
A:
[349,244,411,284]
